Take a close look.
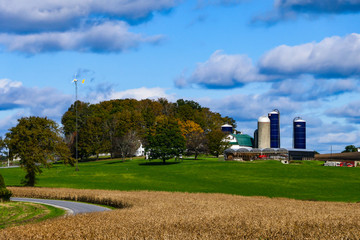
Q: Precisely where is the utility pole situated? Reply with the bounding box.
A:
[74,77,79,171]
[73,75,85,171]
[330,145,332,161]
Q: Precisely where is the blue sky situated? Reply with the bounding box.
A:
[0,0,359,153]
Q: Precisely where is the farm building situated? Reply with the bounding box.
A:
[224,148,288,161]
[221,115,316,162]
[225,133,254,150]
[288,149,315,160]
[224,148,315,161]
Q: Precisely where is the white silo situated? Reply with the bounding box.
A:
[258,116,270,149]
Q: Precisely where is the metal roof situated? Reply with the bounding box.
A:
[230,134,254,147]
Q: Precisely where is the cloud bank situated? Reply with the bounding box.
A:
[0,78,73,119]
[0,0,178,33]
[0,0,177,53]
[175,50,273,88]
[327,100,360,123]
[177,33,360,89]
[275,0,360,14]
[255,0,360,23]
[0,21,163,54]
[259,33,360,77]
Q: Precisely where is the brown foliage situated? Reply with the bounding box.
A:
[2,187,360,239]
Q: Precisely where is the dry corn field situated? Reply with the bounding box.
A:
[1,187,360,239]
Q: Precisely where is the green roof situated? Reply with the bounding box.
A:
[231,134,254,147]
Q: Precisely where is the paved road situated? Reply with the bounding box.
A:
[11,197,111,215]
[0,166,20,168]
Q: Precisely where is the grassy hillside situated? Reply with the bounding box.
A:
[1,157,360,202]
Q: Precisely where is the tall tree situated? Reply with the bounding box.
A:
[0,137,8,161]
[206,129,229,157]
[113,130,141,161]
[186,132,207,160]
[178,120,206,159]
[145,115,186,164]
[79,116,105,159]
[5,117,74,186]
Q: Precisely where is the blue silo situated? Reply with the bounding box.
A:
[268,109,280,148]
[221,124,233,134]
[293,117,306,149]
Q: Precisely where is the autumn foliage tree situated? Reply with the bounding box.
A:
[61,98,236,160]
[178,120,207,159]
[5,117,74,186]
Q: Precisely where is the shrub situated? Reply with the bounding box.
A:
[0,188,12,201]
[0,174,5,188]
[0,174,12,201]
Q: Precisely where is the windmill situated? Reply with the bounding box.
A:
[72,74,85,171]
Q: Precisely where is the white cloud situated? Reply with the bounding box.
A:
[87,86,174,103]
[0,0,175,53]
[0,0,178,33]
[0,21,163,54]
[176,50,273,89]
[198,93,301,121]
[259,33,360,77]
[0,79,22,93]
[177,34,360,90]
[326,100,360,123]
[0,78,72,118]
[267,77,359,100]
[109,87,173,100]
[318,132,359,144]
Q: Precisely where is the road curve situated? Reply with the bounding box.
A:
[11,197,111,215]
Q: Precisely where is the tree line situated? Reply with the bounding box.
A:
[61,98,236,162]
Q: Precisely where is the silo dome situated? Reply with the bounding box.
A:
[258,116,270,123]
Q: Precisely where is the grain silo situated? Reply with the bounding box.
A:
[268,109,280,148]
[253,129,258,148]
[258,116,270,149]
[293,117,306,149]
[221,124,233,134]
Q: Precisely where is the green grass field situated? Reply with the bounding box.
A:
[1,157,360,202]
[0,201,65,229]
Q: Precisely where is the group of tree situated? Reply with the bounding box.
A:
[342,145,359,153]
[61,98,235,161]
[1,98,234,186]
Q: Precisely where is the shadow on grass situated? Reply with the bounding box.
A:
[139,161,181,166]
[105,160,128,165]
